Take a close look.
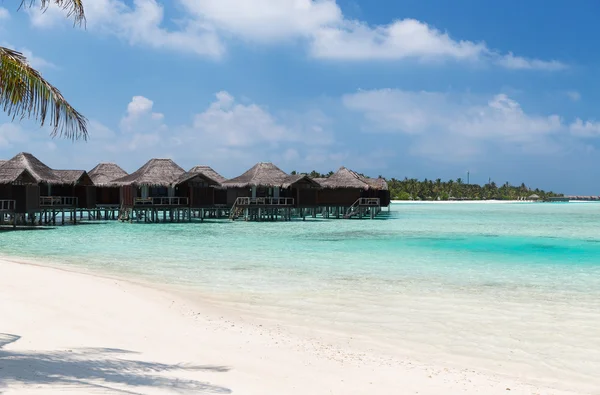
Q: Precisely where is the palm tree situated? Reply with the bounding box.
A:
[1,1,87,140]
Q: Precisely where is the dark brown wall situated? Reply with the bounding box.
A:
[0,185,11,200]
[296,188,318,207]
[378,190,391,207]
[49,185,95,208]
[120,186,135,207]
[215,189,227,205]
[189,186,216,207]
[0,185,40,213]
[317,188,361,207]
[26,185,40,212]
[226,188,251,205]
[96,187,121,205]
[75,185,96,209]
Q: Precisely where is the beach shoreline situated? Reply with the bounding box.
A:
[0,256,586,395]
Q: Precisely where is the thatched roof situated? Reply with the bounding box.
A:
[53,170,93,186]
[317,167,388,190]
[223,162,290,188]
[0,160,6,167]
[363,177,389,191]
[282,174,321,189]
[0,167,37,185]
[173,170,222,187]
[112,159,185,187]
[1,152,63,184]
[189,165,227,184]
[89,163,128,187]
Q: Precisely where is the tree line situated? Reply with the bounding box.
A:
[291,170,563,200]
[385,178,562,201]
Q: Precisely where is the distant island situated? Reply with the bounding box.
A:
[291,171,563,201]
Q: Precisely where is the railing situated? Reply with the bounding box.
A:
[0,200,16,211]
[134,197,189,206]
[358,198,380,206]
[40,196,78,207]
[234,197,295,206]
[345,198,381,219]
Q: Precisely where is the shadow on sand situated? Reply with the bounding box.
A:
[0,333,231,394]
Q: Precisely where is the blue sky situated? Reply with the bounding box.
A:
[1,0,599,194]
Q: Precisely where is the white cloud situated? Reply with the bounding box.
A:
[191,91,293,147]
[19,48,56,70]
[310,19,566,69]
[343,89,569,161]
[0,7,9,20]
[25,0,564,69]
[172,91,335,172]
[1,43,56,70]
[31,91,335,174]
[181,0,341,42]
[310,18,485,61]
[569,119,600,138]
[495,53,567,71]
[120,96,165,133]
[28,0,223,58]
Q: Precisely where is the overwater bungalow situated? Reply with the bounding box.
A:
[222,162,321,220]
[88,163,128,207]
[316,167,390,218]
[53,170,96,209]
[173,165,226,210]
[113,158,185,206]
[0,162,37,222]
[0,153,91,224]
[189,165,228,206]
[112,158,195,222]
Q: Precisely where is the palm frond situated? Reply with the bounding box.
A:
[0,47,88,140]
[20,0,86,26]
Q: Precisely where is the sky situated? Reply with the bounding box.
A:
[1,0,600,194]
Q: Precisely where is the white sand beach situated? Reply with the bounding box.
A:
[0,258,583,395]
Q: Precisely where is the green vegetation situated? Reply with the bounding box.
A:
[291,170,563,200]
[386,178,562,201]
[290,170,335,178]
[1,1,87,139]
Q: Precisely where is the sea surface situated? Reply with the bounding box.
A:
[1,202,599,392]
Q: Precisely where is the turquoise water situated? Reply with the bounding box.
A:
[1,202,600,390]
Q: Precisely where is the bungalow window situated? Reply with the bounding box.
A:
[150,187,168,197]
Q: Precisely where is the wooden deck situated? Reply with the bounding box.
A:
[2,196,387,226]
[229,197,295,221]
[132,197,189,207]
[40,196,78,208]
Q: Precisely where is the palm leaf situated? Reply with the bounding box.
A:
[20,0,86,25]
[0,47,88,140]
